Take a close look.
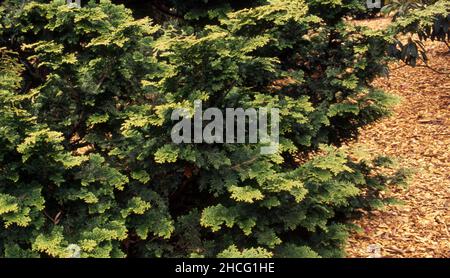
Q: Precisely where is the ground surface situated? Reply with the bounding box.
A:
[345,18,449,258]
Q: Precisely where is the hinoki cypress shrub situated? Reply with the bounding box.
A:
[0,0,407,258]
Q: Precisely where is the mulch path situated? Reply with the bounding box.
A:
[345,18,449,258]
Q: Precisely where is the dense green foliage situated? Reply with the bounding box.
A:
[0,0,408,258]
[383,0,449,66]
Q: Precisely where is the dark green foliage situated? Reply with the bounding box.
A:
[110,0,264,23]
[0,0,406,258]
[383,0,449,66]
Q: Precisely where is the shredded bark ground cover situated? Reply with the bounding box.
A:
[345,18,449,258]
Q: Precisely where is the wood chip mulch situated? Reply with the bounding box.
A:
[344,32,449,258]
